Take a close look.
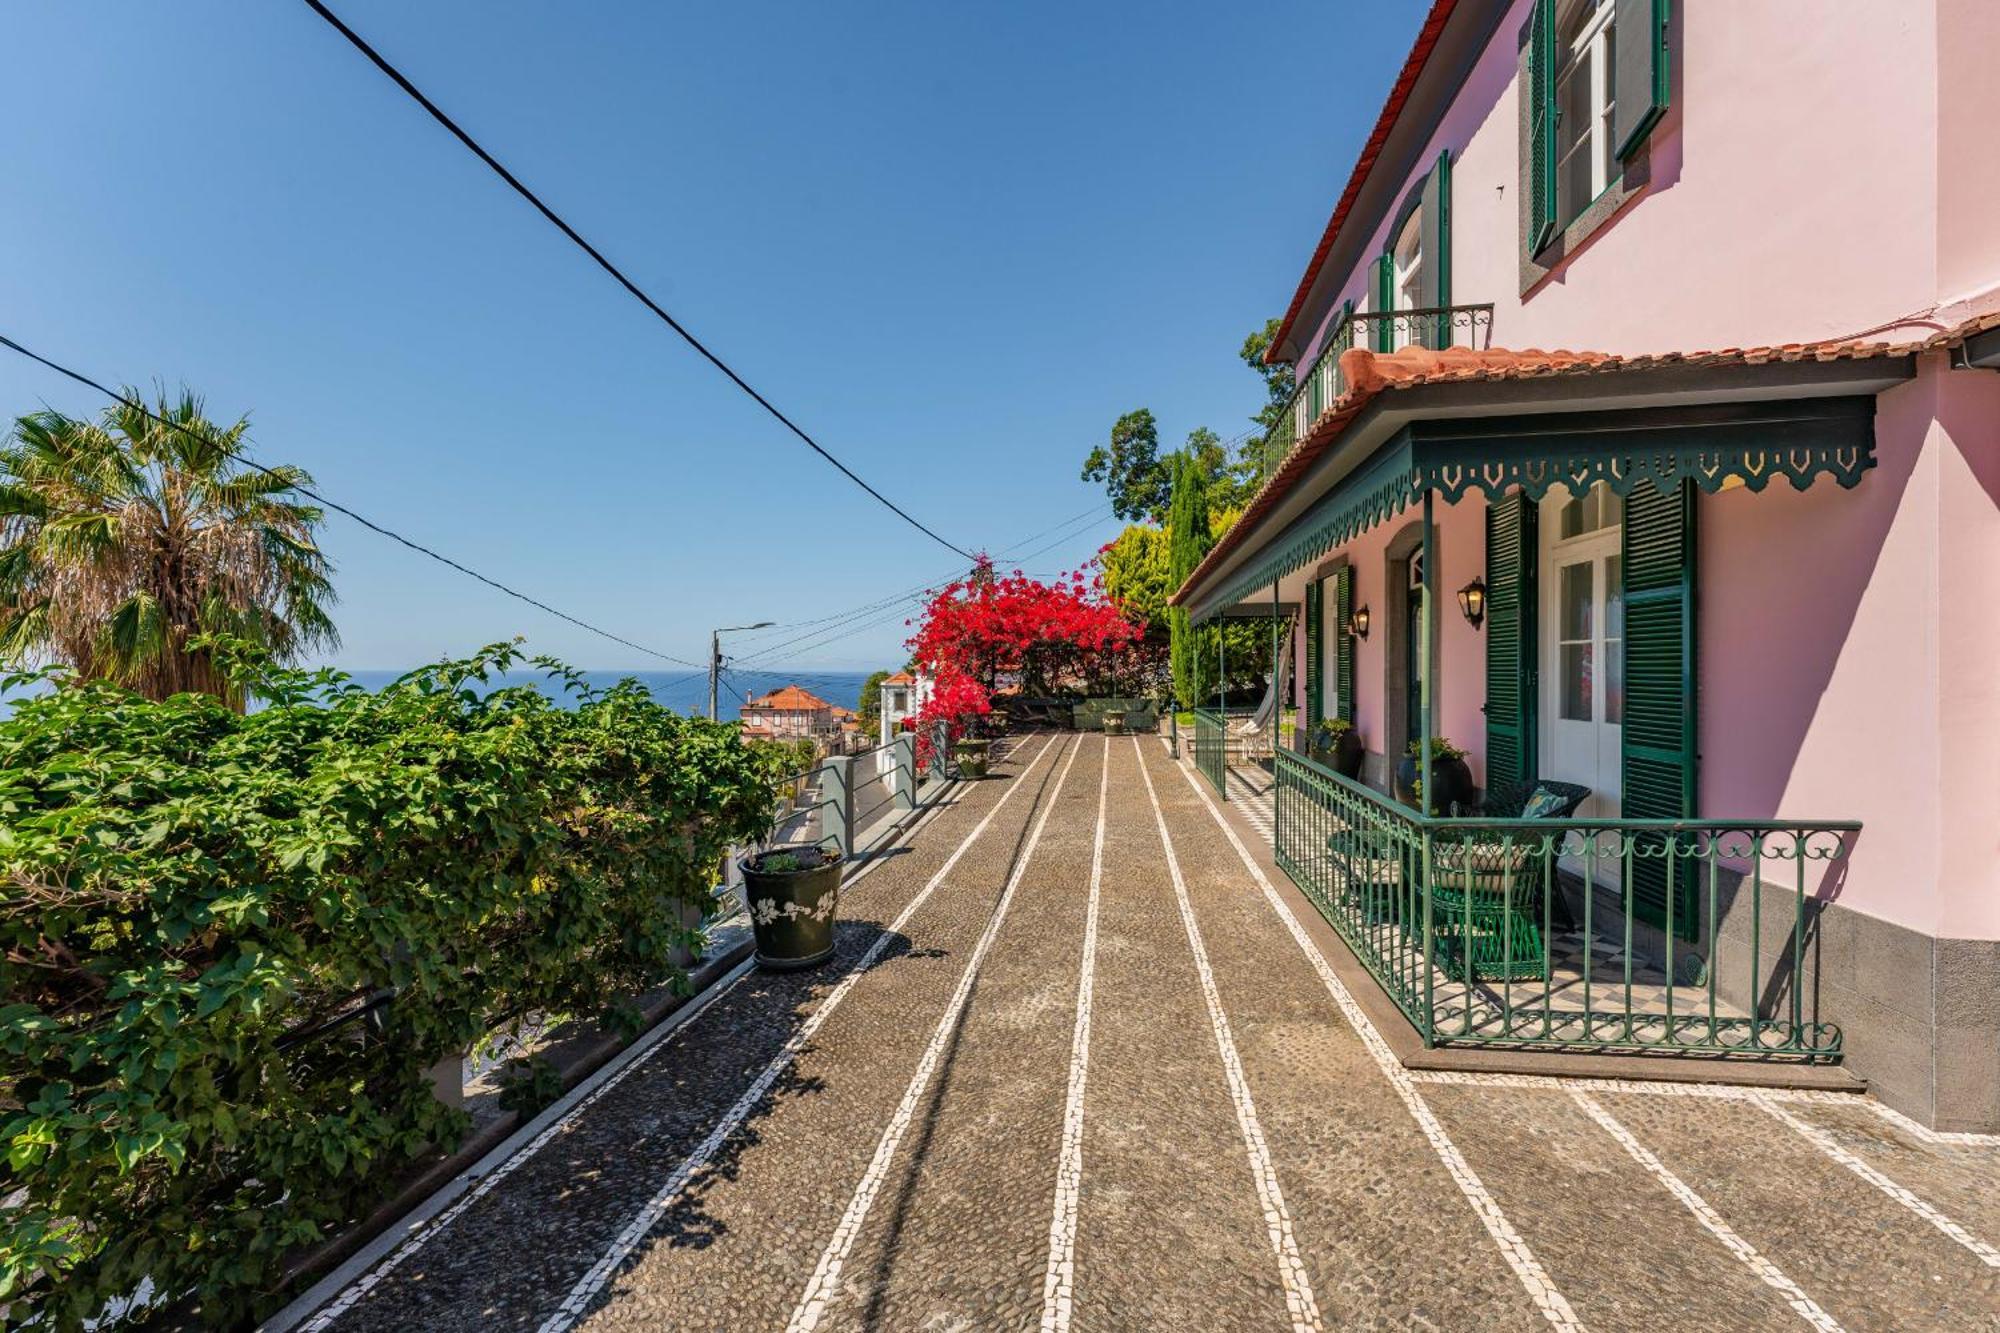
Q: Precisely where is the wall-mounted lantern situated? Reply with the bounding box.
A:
[1456,577,1487,631]
[1348,604,1371,640]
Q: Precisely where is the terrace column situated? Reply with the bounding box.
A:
[1271,579,1281,748]
[1420,491,1437,816]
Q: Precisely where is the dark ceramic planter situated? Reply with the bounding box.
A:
[954,738,990,778]
[740,846,842,970]
[1312,728,1366,779]
[1394,752,1474,814]
[1102,712,1127,736]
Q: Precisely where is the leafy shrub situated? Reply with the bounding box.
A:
[0,643,779,1328]
[494,1055,563,1118]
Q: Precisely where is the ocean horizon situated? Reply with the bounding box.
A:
[338,668,878,722]
[0,668,880,723]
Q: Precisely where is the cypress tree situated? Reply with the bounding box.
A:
[1166,452,1214,707]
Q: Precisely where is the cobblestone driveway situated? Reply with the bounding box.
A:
[297,734,2000,1332]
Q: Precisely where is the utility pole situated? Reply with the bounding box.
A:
[709,622,775,720]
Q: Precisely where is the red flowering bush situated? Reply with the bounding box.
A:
[905,557,1147,752]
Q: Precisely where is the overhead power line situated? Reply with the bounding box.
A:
[0,332,708,672]
[730,502,1117,666]
[297,0,972,562]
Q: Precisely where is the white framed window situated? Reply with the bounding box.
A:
[1555,0,1617,225]
[1391,211,1424,350]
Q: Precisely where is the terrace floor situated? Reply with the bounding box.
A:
[291,733,2000,1332]
[1223,764,1759,1046]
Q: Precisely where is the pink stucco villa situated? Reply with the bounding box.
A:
[1171,0,2000,1131]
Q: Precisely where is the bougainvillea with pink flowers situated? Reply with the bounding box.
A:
[904,556,1150,750]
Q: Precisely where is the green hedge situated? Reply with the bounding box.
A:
[0,645,781,1328]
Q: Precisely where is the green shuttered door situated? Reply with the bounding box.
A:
[1622,478,1698,937]
[1484,492,1537,801]
[1335,565,1355,723]
[1304,579,1323,735]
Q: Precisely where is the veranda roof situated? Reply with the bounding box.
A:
[1171,318,2000,624]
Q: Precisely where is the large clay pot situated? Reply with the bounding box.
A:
[1394,752,1474,814]
[1103,712,1127,736]
[1332,728,1366,780]
[740,846,842,970]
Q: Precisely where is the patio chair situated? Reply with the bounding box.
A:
[1428,780,1590,983]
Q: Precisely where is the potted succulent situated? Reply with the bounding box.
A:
[1395,736,1474,814]
[1311,717,1366,779]
[1103,710,1127,736]
[953,734,990,778]
[739,843,842,969]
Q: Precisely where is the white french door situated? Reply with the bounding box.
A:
[1540,484,1624,819]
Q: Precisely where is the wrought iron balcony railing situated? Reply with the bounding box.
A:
[1255,304,1495,487]
[1271,747,1856,1061]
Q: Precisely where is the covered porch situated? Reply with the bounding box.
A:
[1173,343,1914,1065]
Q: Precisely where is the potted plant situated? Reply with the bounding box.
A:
[1395,736,1474,813]
[1103,710,1127,736]
[954,734,990,778]
[1310,717,1365,779]
[740,843,842,969]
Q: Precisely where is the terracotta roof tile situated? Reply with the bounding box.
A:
[1176,314,1995,607]
[1268,0,1461,363]
[744,685,832,712]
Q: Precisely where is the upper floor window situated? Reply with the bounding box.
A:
[1556,0,1617,224]
[1523,0,1670,268]
[1392,210,1424,313]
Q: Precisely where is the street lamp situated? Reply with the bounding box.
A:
[709,621,775,720]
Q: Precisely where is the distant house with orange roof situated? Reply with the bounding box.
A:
[740,684,835,741]
[877,670,929,745]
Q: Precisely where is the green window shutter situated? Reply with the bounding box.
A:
[1373,254,1395,351]
[1622,478,1699,938]
[1335,565,1355,722]
[1613,0,1671,160]
[1415,151,1453,347]
[1483,492,1537,802]
[1304,579,1323,734]
[1527,0,1559,255]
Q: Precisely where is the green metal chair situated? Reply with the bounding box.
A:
[1428,780,1590,983]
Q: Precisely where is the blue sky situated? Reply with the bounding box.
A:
[0,1,1419,674]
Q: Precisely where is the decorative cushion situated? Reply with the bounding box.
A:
[1520,785,1572,820]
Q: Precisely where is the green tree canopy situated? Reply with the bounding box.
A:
[1080,408,1171,524]
[1240,316,1295,436]
[0,391,336,705]
[855,668,891,728]
[1098,523,1171,634]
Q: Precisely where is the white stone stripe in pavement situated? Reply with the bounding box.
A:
[1749,1092,2000,1268]
[1038,736,1112,1333]
[1406,1063,2000,1150]
[1137,748,1325,1333]
[533,733,1063,1333]
[287,741,1018,1333]
[786,733,1090,1333]
[1167,752,1585,1332]
[1570,1092,1845,1332]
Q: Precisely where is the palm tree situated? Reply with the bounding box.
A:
[0,389,336,704]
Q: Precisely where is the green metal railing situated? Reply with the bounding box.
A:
[1257,304,1495,487]
[1191,707,1228,798]
[1272,748,1857,1061]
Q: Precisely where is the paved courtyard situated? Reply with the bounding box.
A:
[295,734,2000,1332]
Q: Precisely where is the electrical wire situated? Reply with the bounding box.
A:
[0,331,710,672]
[298,0,972,562]
[731,503,1117,668]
